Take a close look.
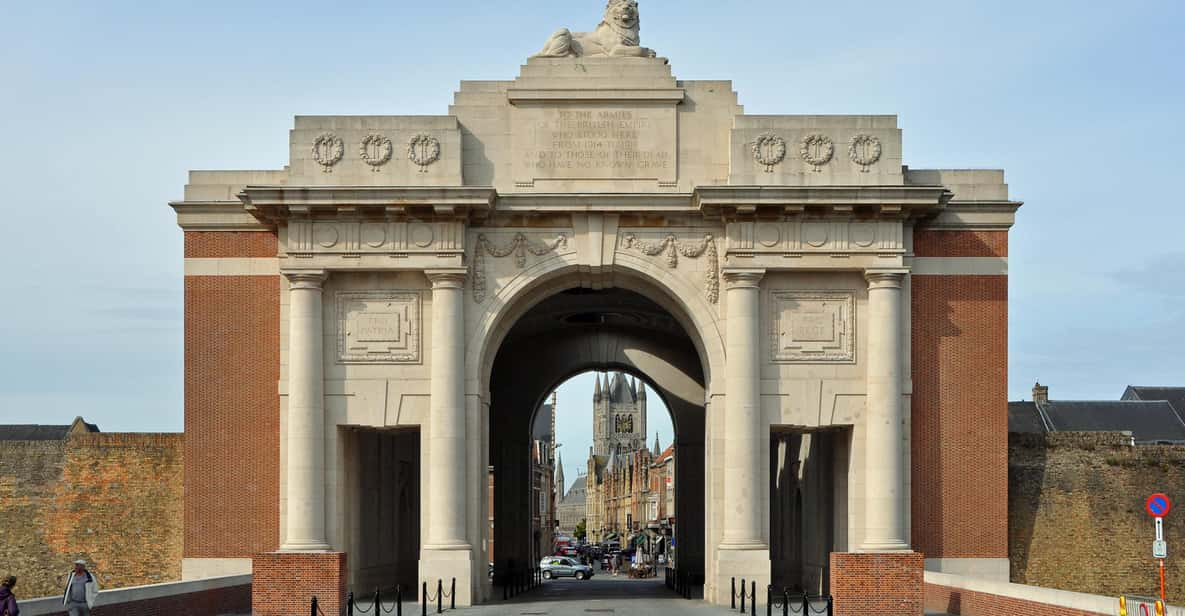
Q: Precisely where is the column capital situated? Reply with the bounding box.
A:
[425,268,468,290]
[283,270,327,290]
[865,269,908,289]
[722,268,765,290]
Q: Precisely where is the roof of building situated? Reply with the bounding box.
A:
[654,443,675,465]
[1124,386,1185,417]
[0,417,99,441]
[561,480,586,504]
[1009,400,1185,443]
[607,372,636,404]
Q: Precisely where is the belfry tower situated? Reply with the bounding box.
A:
[592,372,647,456]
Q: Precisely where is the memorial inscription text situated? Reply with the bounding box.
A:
[513,105,676,182]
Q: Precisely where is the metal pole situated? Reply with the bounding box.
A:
[346,591,354,616]
[451,578,456,609]
[311,596,318,616]
[422,582,428,616]
[397,585,403,616]
[437,579,443,614]
[741,579,746,613]
[732,578,737,609]
[751,581,756,616]
[1161,559,1167,603]
[767,585,772,616]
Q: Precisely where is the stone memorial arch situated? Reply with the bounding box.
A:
[173,4,1019,613]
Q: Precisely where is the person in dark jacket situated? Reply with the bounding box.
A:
[0,575,19,616]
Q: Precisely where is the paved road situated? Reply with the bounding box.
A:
[438,575,952,616]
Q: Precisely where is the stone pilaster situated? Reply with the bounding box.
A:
[282,270,330,552]
[863,269,910,551]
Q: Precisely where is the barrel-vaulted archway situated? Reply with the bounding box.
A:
[471,260,724,601]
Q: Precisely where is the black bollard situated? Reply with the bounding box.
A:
[347,591,354,616]
[421,581,428,616]
[732,578,737,609]
[751,581,756,616]
[311,596,319,616]
[451,578,456,610]
[767,585,772,616]
[437,579,443,614]
[741,579,746,613]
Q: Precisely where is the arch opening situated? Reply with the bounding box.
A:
[485,286,707,600]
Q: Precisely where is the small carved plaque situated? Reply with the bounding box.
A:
[337,291,422,364]
[771,291,855,363]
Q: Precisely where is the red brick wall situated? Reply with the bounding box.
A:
[911,273,1009,560]
[184,274,280,558]
[253,552,346,616]
[831,552,923,616]
[913,230,1008,258]
[184,231,277,258]
[34,584,253,616]
[925,583,1107,616]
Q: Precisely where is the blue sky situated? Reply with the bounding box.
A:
[0,1,1182,448]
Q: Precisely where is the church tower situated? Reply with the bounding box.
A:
[592,371,647,456]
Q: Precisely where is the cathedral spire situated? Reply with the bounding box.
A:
[652,432,661,456]
[593,372,602,402]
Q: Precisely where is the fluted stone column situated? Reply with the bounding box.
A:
[282,271,330,552]
[721,268,766,548]
[425,269,469,550]
[862,270,910,551]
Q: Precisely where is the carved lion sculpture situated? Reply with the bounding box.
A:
[533,0,658,59]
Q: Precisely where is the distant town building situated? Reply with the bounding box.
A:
[556,463,587,536]
[1009,382,1185,444]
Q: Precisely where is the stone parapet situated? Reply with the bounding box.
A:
[831,552,924,616]
[18,574,251,616]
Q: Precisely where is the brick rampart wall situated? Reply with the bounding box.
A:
[1010,431,1185,598]
[831,552,923,615]
[253,553,346,616]
[913,230,1008,258]
[911,273,1009,560]
[0,434,183,598]
[183,274,280,559]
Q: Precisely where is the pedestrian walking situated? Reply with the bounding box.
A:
[1,576,19,616]
[62,560,98,616]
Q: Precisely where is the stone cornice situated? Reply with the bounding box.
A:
[920,200,1024,231]
[507,88,685,104]
[237,186,497,224]
[169,201,273,231]
[496,192,696,213]
[694,185,952,219]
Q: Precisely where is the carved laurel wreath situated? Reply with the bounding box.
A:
[848,134,882,172]
[799,134,834,170]
[471,232,568,303]
[752,133,787,172]
[620,233,720,304]
[312,133,345,172]
[408,134,441,171]
[359,134,393,169]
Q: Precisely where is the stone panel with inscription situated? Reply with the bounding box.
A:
[512,104,676,185]
[337,291,422,364]
[771,291,855,363]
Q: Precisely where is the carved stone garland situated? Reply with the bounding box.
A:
[799,134,834,171]
[359,134,393,170]
[312,133,345,173]
[620,233,720,304]
[848,134,882,172]
[408,134,441,172]
[752,133,787,173]
[471,232,568,303]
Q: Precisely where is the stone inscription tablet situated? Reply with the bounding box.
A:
[337,291,422,364]
[771,291,855,364]
[512,104,676,184]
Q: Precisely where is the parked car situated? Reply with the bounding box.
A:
[540,556,594,580]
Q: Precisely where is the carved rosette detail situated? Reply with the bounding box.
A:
[471,232,569,303]
[407,134,441,172]
[620,233,720,304]
[752,133,787,173]
[312,133,345,172]
[359,134,393,170]
[799,134,834,171]
[848,134,882,172]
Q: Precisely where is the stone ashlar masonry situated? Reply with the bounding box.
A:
[0,433,183,598]
[1010,431,1185,599]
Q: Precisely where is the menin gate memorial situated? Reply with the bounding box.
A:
[172,2,1019,614]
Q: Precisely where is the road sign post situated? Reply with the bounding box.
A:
[1146,494,1172,604]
